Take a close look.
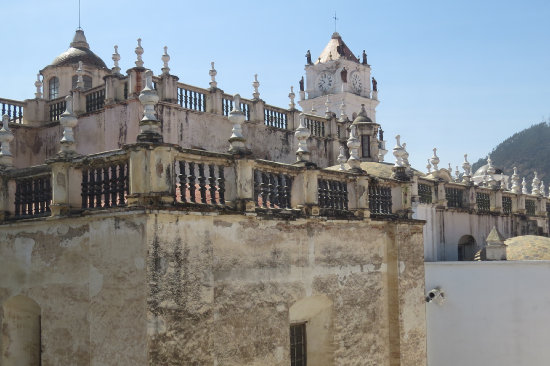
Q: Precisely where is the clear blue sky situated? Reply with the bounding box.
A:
[2,0,549,171]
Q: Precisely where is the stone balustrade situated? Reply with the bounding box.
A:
[0,143,409,222]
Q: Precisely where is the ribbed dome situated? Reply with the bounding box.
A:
[49,29,107,69]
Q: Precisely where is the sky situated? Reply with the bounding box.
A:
[1,0,549,171]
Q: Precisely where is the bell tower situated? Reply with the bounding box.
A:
[298,32,379,122]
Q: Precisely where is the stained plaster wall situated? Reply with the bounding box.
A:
[414,204,515,261]
[0,210,426,365]
[146,212,427,366]
[10,101,332,169]
[0,213,148,366]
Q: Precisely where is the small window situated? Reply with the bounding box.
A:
[49,77,59,99]
[361,135,371,158]
[290,323,307,366]
[72,75,92,90]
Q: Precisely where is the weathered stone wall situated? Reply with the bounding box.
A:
[0,213,148,366]
[146,212,426,366]
[0,210,426,365]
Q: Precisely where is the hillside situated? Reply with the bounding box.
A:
[471,122,550,185]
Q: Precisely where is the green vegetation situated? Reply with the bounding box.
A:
[471,122,550,185]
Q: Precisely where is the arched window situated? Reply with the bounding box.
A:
[48,77,59,99]
[71,75,92,90]
[1,295,41,365]
[458,235,476,261]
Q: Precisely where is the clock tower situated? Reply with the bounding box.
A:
[298,32,379,123]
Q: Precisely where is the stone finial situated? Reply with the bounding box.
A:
[540,180,545,196]
[426,159,432,173]
[455,166,460,182]
[339,98,347,122]
[112,45,121,74]
[448,163,452,173]
[522,177,528,194]
[76,61,84,89]
[59,95,78,153]
[532,172,541,195]
[511,167,521,193]
[429,148,439,171]
[295,113,311,162]
[252,74,260,100]
[161,46,170,75]
[288,86,295,110]
[347,125,361,171]
[0,115,14,166]
[209,61,217,89]
[228,94,248,154]
[393,135,404,168]
[462,154,471,183]
[135,38,144,68]
[137,70,162,143]
[337,146,347,170]
[35,74,43,98]
[325,95,331,117]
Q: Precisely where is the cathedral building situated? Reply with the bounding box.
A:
[0,27,548,366]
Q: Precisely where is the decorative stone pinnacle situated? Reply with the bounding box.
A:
[137,70,162,143]
[112,45,121,74]
[288,86,295,109]
[455,166,460,181]
[426,159,432,173]
[209,61,217,89]
[347,125,361,171]
[522,177,528,194]
[462,154,471,183]
[540,180,545,196]
[430,148,439,171]
[511,167,521,193]
[252,74,260,99]
[34,73,43,99]
[401,142,410,168]
[228,94,248,154]
[161,46,170,75]
[135,38,144,68]
[487,155,495,175]
[295,113,311,162]
[532,171,541,195]
[337,146,347,170]
[325,95,331,117]
[76,61,84,89]
[0,115,14,165]
[339,98,347,122]
[59,94,78,153]
[393,135,405,168]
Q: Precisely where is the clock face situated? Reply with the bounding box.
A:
[351,73,362,94]
[317,73,334,93]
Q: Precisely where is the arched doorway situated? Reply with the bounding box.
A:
[457,235,476,261]
[1,295,41,366]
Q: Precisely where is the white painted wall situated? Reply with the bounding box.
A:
[425,262,550,366]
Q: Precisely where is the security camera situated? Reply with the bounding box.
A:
[425,288,445,305]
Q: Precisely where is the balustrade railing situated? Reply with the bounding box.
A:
[177,84,206,112]
[476,192,490,213]
[304,115,326,137]
[14,172,52,218]
[174,155,228,206]
[418,182,433,204]
[0,98,24,124]
[221,95,251,121]
[264,105,288,129]
[253,166,294,210]
[369,182,392,216]
[318,177,348,213]
[445,186,464,208]
[85,87,105,113]
[502,196,512,214]
[526,199,536,216]
[81,158,129,209]
[48,97,66,122]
